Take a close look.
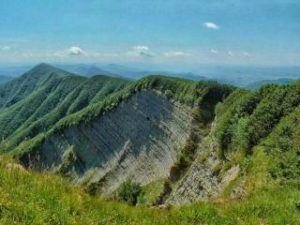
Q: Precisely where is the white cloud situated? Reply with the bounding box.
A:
[68,46,86,56]
[127,45,153,58]
[133,46,149,51]
[0,46,11,51]
[52,51,66,58]
[228,51,234,57]
[164,51,190,57]
[49,46,87,58]
[203,22,220,30]
[21,52,34,58]
[210,49,218,54]
[243,51,251,57]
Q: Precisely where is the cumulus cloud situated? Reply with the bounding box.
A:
[127,45,153,58]
[49,46,87,58]
[164,51,190,57]
[133,46,149,51]
[210,49,218,54]
[68,46,86,56]
[203,22,220,30]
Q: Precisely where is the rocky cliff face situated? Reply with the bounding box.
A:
[167,137,221,204]
[167,122,240,205]
[22,90,193,194]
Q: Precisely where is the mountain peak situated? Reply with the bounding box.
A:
[25,63,76,79]
[30,63,59,72]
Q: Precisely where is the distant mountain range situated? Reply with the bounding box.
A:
[0,65,32,77]
[0,63,299,87]
[52,64,300,87]
[57,64,116,77]
[246,78,295,89]
[56,63,206,81]
[196,65,300,87]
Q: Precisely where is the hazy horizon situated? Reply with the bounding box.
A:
[0,0,299,67]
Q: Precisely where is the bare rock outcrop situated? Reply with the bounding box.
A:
[167,123,240,205]
[22,90,193,194]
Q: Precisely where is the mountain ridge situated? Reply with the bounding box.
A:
[0,64,130,152]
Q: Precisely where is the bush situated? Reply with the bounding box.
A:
[117,180,143,206]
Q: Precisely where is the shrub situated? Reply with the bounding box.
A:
[117,179,143,206]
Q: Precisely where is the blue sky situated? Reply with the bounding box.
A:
[0,0,299,68]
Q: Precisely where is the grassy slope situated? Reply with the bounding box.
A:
[210,81,300,224]
[0,157,298,225]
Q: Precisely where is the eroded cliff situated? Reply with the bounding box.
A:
[21,90,194,194]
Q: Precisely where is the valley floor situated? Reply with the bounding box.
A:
[0,157,299,225]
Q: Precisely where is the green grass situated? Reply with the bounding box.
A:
[139,179,165,206]
[0,157,299,225]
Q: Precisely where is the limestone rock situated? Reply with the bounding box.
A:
[22,90,193,195]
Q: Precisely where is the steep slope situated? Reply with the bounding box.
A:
[152,80,300,205]
[11,75,233,198]
[0,64,76,139]
[0,64,130,151]
[21,90,193,195]
[203,81,300,200]
[0,63,65,108]
[167,123,223,205]
[1,157,299,225]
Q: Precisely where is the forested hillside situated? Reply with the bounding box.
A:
[213,82,300,197]
[0,63,130,152]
